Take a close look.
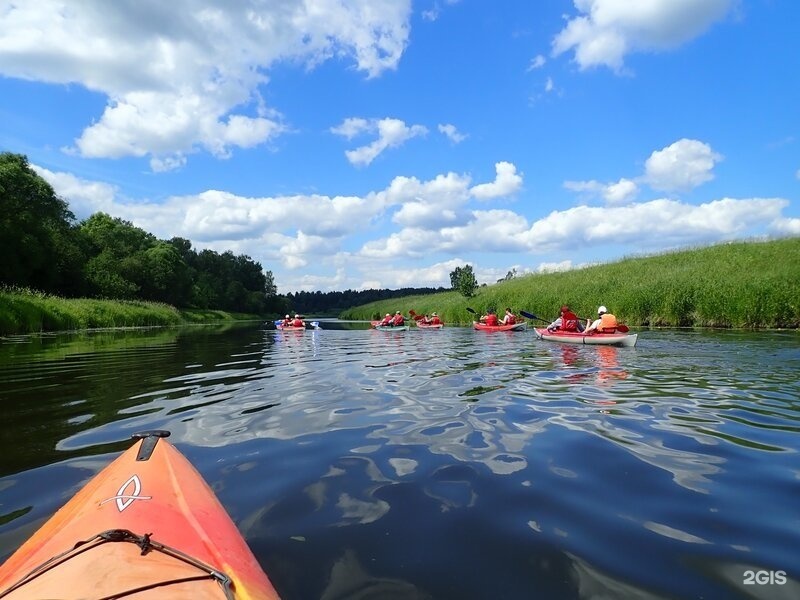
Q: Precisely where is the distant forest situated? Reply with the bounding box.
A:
[2,152,441,316]
[1,152,282,314]
[286,287,448,316]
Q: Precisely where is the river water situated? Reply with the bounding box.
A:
[0,322,798,599]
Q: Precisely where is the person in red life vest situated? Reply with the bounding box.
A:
[379,313,393,326]
[429,312,442,325]
[391,311,405,326]
[419,313,431,325]
[282,314,292,327]
[547,305,584,332]
[291,314,305,328]
[501,308,517,325]
[585,305,619,334]
[480,309,499,326]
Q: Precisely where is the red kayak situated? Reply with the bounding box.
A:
[473,321,527,332]
[416,322,444,329]
[0,431,279,599]
[534,327,638,347]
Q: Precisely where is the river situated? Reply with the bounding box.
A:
[0,322,798,599]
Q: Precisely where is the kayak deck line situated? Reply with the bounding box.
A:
[1,528,236,600]
[0,431,280,600]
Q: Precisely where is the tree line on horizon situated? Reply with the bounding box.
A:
[1,152,283,314]
[1,151,450,316]
[285,286,449,316]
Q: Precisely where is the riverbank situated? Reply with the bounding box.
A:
[340,238,800,329]
[0,287,264,335]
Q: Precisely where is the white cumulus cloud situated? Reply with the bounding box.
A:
[552,0,734,72]
[565,178,639,205]
[0,1,412,167]
[438,123,467,143]
[528,54,547,70]
[644,138,723,192]
[331,117,428,166]
[469,162,523,200]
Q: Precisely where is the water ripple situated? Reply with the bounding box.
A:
[1,326,799,598]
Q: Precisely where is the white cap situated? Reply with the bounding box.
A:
[598,306,607,314]
[396,311,401,314]
[386,313,391,317]
[295,314,300,318]
[285,315,290,318]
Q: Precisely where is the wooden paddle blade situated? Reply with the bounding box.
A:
[616,324,630,332]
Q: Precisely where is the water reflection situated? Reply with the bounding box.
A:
[1,326,798,598]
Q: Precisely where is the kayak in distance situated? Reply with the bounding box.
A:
[473,321,528,332]
[0,430,279,600]
[534,327,638,347]
[274,321,320,330]
[371,322,410,331]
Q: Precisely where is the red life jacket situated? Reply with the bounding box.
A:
[430,316,442,325]
[485,314,499,326]
[392,315,405,326]
[562,311,580,332]
[292,318,304,327]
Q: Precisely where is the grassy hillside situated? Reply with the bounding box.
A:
[0,287,263,335]
[340,238,800,329]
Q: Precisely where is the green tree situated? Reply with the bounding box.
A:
[0,152,84,292]
[140,242,192,305]
[450,264,478,297]
[80,213,158,299]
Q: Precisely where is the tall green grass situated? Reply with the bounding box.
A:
[0,287,184,334]
[340,238,800,329]
[0,287,262,335]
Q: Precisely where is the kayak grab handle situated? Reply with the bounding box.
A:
[131,430,171,461]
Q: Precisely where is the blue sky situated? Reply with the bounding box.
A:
[1,0,798,293]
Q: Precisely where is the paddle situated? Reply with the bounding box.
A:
[408,309,425,321]
[466,307,477,315]
[519,311,550,324]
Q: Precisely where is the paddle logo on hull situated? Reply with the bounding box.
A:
[100,474,152,512]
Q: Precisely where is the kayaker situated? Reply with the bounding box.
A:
[291,314,305,327]
[547,305,584,332]
[480,309,499,326]
[282,314,292,327]
[585,306,618,334]
[391,311,405,326]
[501,308,517,325]
[430,312,442,325]
[379,313,393,326]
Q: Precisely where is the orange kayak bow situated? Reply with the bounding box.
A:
[0,431,279,599]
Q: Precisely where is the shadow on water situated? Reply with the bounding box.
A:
[1,324,799,598]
